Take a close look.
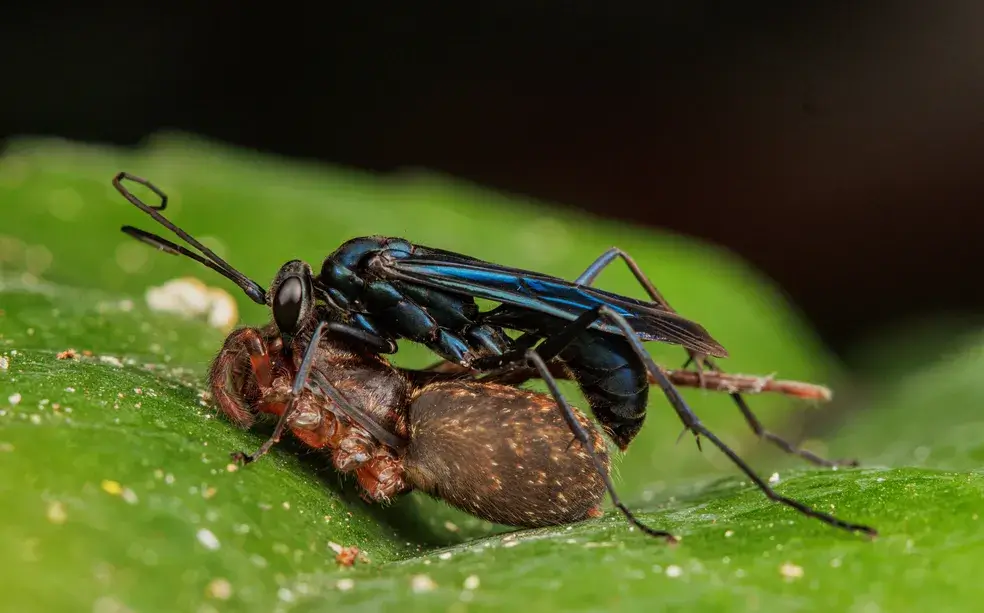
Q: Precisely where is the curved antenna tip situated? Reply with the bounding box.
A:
[113,173,268,306]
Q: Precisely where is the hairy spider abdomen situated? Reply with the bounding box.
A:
[403,380,609,528]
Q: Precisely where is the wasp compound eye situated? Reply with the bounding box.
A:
[273,276,305,337]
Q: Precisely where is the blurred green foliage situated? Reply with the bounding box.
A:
[1,134,982,612]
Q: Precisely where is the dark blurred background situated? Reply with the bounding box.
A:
[3,1,984,358]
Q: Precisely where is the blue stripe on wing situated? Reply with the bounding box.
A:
[375,254,728,358]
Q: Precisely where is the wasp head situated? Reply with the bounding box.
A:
[268,260,316,350]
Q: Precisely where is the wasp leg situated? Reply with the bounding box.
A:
[523,349,678,543]
[475,304,875,536]
[324,321,398,353]
[468,306,602,371]
[573,247,856,468]
[710,378,858,468]
[592,306,876,537]
[307,370,408,451]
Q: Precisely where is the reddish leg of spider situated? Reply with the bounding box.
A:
[253,390,342,451]
[209,327,277,428]
[234,322,333,465]
[289,404,339,450]
[260,395,409,501]
[333,426,379,472]
[244,376,387,479]
[355,450,409,502]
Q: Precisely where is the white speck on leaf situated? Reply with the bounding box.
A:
[205,578,233,600]
[145,277,239,332]
[8,393,21,406]
[665,565,683,578]
[47,501,67,524]
[250,554,268,568]
[463,575,480,590]
[99,355,124,368]
[196,529,220,551]
[277,588,295,602]
[91,596,130,613]
[769,472,780,484]
[780,562,804,580]
[411,574,437,593]
[336,578,355,592]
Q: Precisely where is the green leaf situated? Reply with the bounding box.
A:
[3,134,979,612]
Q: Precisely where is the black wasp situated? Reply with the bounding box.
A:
[111,172,876,539]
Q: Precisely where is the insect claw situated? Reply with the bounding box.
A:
[674,427,702,451]
[683,352,708,389]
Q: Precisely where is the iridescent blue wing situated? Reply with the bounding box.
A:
[371,249,728,358]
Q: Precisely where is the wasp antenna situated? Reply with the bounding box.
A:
[121,225,258,289]
[113,172,267,305]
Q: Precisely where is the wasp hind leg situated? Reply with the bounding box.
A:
[591,306,876,538]
[573,247,857,468]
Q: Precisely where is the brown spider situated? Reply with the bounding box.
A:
[207,317,612,530]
